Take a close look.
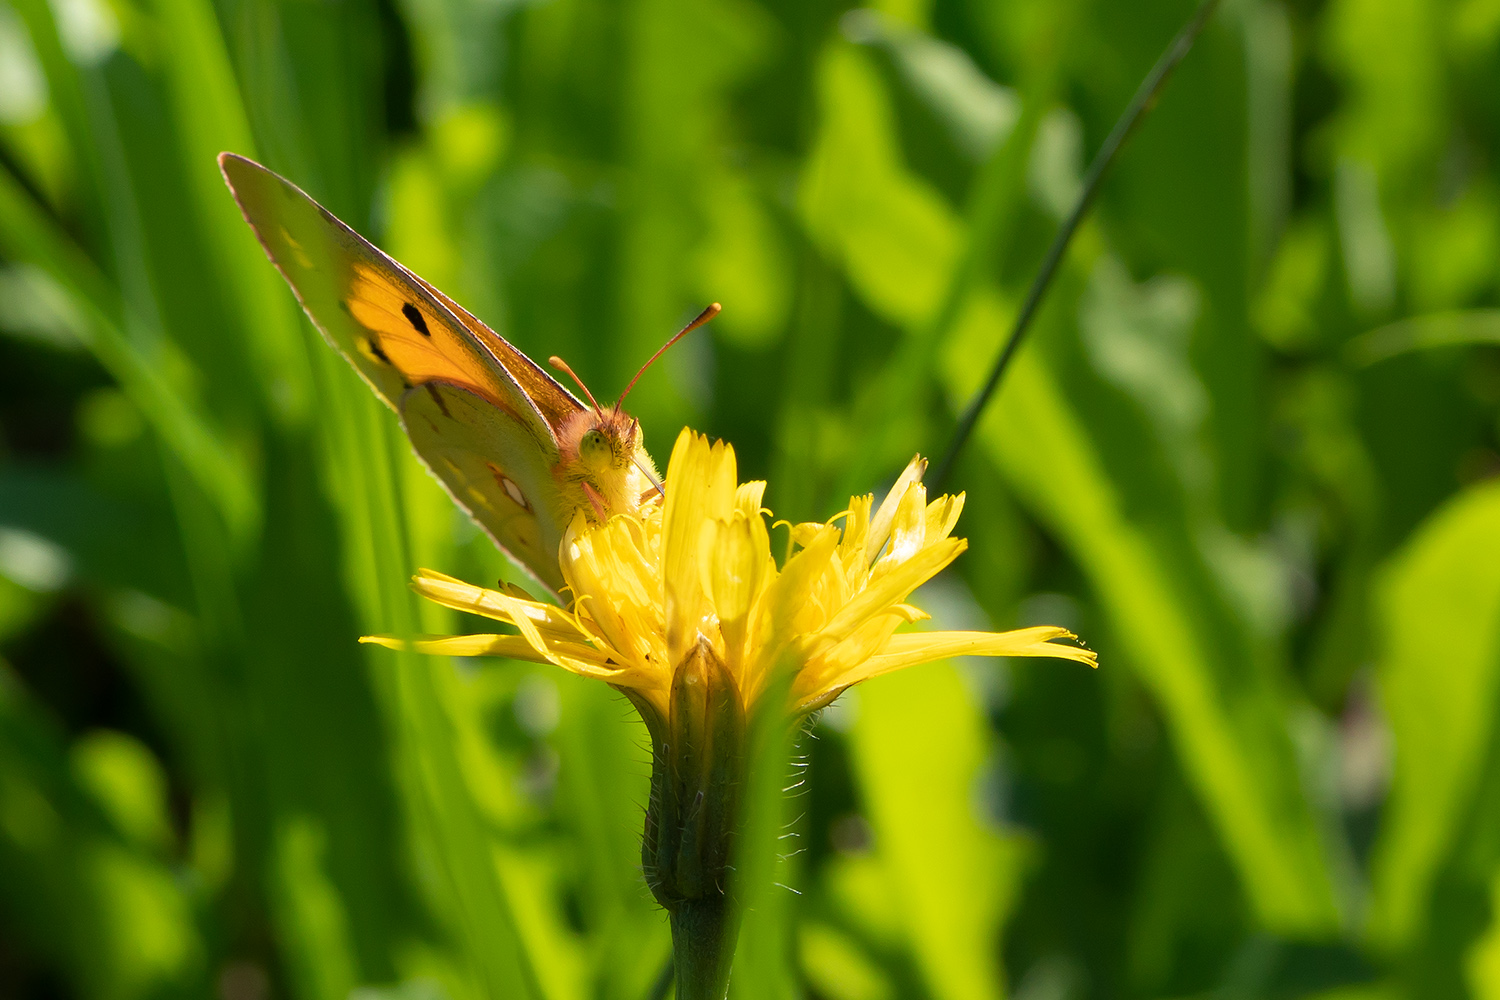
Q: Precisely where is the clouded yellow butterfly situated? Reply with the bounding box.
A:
[219,152,717,595]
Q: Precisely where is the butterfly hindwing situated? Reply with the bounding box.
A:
[402,381,570,593]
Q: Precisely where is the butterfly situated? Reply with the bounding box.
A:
[219,152,718,596]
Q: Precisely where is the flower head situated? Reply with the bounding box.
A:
[366,428,1095,731]
[365,428,1096,999]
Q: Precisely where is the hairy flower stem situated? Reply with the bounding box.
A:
[670,896,740,1000]
[643,639,746,1000]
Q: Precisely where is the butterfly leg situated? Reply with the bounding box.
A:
[582,481,608,520]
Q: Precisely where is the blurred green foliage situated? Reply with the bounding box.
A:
[1,0,1500,996]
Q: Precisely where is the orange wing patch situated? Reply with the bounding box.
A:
[345,263,512,409]
[405,270,584,431]
[219,153,550,438]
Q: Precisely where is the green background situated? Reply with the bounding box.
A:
[2,0,1500,996]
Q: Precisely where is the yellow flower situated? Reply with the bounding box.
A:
[365,428,1096,999]
[365,428,1096,728]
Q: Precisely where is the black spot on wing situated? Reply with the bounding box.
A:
[425,383,452,418]
[366,337,393,366]
[402,302,430,336]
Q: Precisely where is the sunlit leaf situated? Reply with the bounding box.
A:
[1369,480,1500,948]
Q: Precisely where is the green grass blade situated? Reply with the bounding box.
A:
[798,36,1339,934]
[144,0,312,424]
[957,338,1340,932]
[313,350,542,1000]
[849,662,1031,1000]
[0,162,258,538]
[1368,480,1500,949]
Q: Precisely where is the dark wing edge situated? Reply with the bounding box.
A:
[404,271,587,434]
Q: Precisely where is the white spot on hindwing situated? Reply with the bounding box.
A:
[485,462,531,511]
[503,477,527,509]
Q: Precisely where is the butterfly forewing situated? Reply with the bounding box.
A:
[219,154,556,436]
[220,153,584,593]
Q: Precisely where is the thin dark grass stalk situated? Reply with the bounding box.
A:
[833,70,1053,506]
[930,0,1222,492]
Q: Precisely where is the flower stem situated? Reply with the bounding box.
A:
[670,895,740,1000]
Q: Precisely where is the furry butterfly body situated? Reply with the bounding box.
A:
[219,153,657,595]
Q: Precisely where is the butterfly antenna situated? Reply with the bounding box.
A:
[616,303,721,410]
[549,355,604,413]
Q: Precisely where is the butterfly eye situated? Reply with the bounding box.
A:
[579,428,613,471]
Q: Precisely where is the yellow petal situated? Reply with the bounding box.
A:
[858,627,1097,680]
[563,515,640,657]
[790,521,831,551]
[838,494,874,569]
[700,514,764,626]
[708,439,739,520]
[793,628,1095,713]
[868,455,927,559]
[411,571,584,641]
[742,521,840,703]
[359,633,622,677]
[794,609,909,699]
[924,492,965,543]
[662,431,711,664]
[816,537,965,647]
[487,584,554,654]
[884,480,928,565]
[736,480,767,518]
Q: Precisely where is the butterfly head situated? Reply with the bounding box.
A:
[548,356,646,476]
[547,305,721,518]
[571,409,640,475]
[557,406,656,519]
